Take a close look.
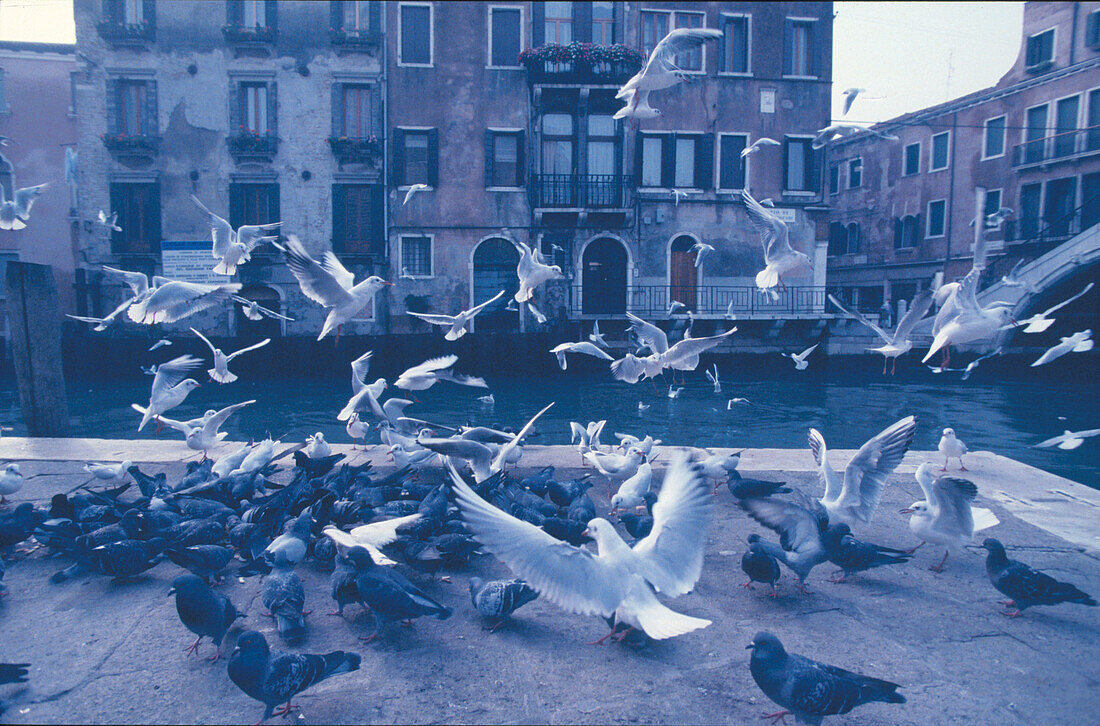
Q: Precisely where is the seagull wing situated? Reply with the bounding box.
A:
[892,288,935,342]
[277,236,355,308]
[12,183,48,218]
[226,337,270,361]
[807,428,839,502]
[346,513,423,547]
[929,475,977,534]
[647,27,724,73]
[407,311,457,326]
[402,354,458,377]
[151,354,203,399]
[102,266,150,297]
[465,290,506,317]
[741,189,790,262]
[236,222,283,249]
[349,350,373,395]
[202,399,256,436]
[827,294,890,344]
[189,195,234,259]
[129,281,240,324]
[662,327,737,365]
[448,463,623,616]
[625,312,669,354]
[189,326,218,356]
[321,250,356,291]
[1041,282,1095,317]
[739,496,825,560]
[837,416,916,523]
[130,404,192,433]
[491,402,555,473]
[570,342,614,361]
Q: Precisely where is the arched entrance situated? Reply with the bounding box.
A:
[581,237,627,314]
[472,237,520,332]
[235,284,283,340]
[669,235,699,310]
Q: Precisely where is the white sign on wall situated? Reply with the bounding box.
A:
[161,240,231,284]
[770,208,799,224]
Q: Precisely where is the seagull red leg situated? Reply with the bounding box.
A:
[761,710,790,725]
[930,550,950,572]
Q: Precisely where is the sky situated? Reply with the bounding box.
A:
[0,0,1025,124]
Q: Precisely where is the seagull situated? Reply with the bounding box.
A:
[611,352,665,384]
[637,402,650,413]
[667,300,686,316]
[403,183,430,206]
[783,343,818,370]
[550,341,614,370]
[726,397,751,408]
[584,448,645,493]
[511,239,563,303]
[97,209,122,232]
[190,328,270,384]
[690,242,714,267]
[0,180,48,230]
[740,137,780,158]
[743,189,812,294]
[922,268,1014,365]
[190,195,282,276]
[83,461,132,482]
[337,375,387,422]
[660,327,737,376]
[321,515,422,565]
[588,320,608,348]
[705,364,720,393]
[901,463,999,572]
[1015,283,1093,333]
[400,267,415,281]
[958,348,1003,380]
[808,416,917,527]
[179,400,256,459]
[667,386,683,399]
[999,259,1040,294]
[610,461,654,512]
[449,454,713,644]
[527,301,547,324]
[938,428,968,471]
[829,288,934,374]
[408,290,504,341]
[0,463,23,505]
[135,355,204,431]
[232,295,294,322]
[66,298,135,332]
[811,123,898,149]
[345,412,369,449]
[478,393,495,406]
[395,354,486,391]
[275,235,392,341]
[304,432,331,460]
[1035,428,1100,450]
[614,27,724,120]
[148,339,172,352]
[1031,329,1093,367]
[840,87,883,114]
[127,277,242,326]
[614,433,660,457]
[670,189,699,205]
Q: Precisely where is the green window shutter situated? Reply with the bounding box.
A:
[695,134,713,190]
[105,79,120,134]
[484,130,495,187]
[660,134,675,188]
[229,184,243,228]
[573,2,592,43]
[532,2,544,46]
[268,184,280,225]
[426,128,439,187]
[331,0,343,29]
[368,1,381,35]
[782,19,794,75]
[228,81,241,132]
[392,128,405,186]
[332,184,346,251]
[150,183,162,254]
[144,80,158,136]
[266,82,277,137]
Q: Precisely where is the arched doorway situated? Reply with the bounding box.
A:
[669,235,699,310]
[581,237,627,314]
[472,237,520,332]
[235,284,283,340]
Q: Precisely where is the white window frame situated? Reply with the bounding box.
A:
[783,16,818,80]
[640,9,672,57]
[399,233,435,279]
[847,156,862,189]
[981,115,1006,160]
[639,131,669,190]
[1025,26,1056,68]
[486,126,525,191]
[783,134,816,195]
[1052,90,1084,134]
[715,132,750,191]
[902,141,920,176]
[929,130,951,172]
[671,10,708,75]
[398,2,434,68]
[486,4,524,70]
[718,12,752,77]
[926,199,947,238]
[673,133,700,189]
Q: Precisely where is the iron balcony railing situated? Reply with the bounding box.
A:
[566,284,827,318]
[1011,125,1100,167]
[529,174,632,209]
[524,58,640,85]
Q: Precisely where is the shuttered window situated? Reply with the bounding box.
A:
[718,134,747,190]
[240,83,268,134]
[591,2,613,45]
[784,18,816,77]
[485,130,523,187]
[342,85,375,138]
[110,182,161,254]
[404,131,430,185]
[332,184,384,255]
[673,11,705,71]
[399,4,432,65]
[720,15,749,73]
[641,10,668,57]
[229,183,280,228]
[489,7,522,67]
[1025,28,1054,67]
[783,137,814,192]
[544,2,572,44]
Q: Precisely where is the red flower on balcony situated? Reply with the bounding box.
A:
[519,43,645,84]
[228,128,278,157]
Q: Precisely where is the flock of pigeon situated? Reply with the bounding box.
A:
[1,26,1098,726]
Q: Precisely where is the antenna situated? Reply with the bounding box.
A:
[945,48,955,101]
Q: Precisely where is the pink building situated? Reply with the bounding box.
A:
[0,40,79,343]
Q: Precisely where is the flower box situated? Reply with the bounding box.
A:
[222,24,277,44]
[330,28,381,50]
[519,43,645,84]
[101,133,160,157]
[228,129,278,159]
[326,136,382,164]
[96,20,155,44]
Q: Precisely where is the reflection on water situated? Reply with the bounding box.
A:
[1,367,1097,488]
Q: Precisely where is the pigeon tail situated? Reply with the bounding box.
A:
[275,612,307,640]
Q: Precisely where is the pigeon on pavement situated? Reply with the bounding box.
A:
[168,573,243,661]
[822,524,911,582]
[468,577,539,630]
[741,538,781,597]
[981,538,1097,617]
[261,551,307,641]
[345,546,452,642]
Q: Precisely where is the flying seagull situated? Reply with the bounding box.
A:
[614,28,724,120]
[741,137,781,158]
[407,290,505,341]
[828,288,934,374]
[190,195,282,276]
[190,328,271,384]
[743,189,812,294]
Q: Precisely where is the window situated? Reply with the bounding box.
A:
[784,18,816,77]
[586,114,617,176]
[399,3,432,65]
[1053,95,1080,157]
[486,130,523,187]
[340,84,377,138]
[541,113,573,175]
[1088,88,1100,152]
[342,0,374,32]
[783,137,813,192]
[638,133,709,189]
[828,222,846,256]
[984,189,1003,220]
[241,0,266,28]
[903,142,920,175]
[718,134,747,190]
[229,182,280,229]
[927,199,946,237]
[119,80,150,135]
[123,0,144,25]
[400,235,433,277]
[1025,28,1054,68]
[674,136,697,187]
[640,134,663,187]
[982,116,1005,159]
[845,223,860,253]
[1087,10,1100,48]
[592,1,614,45]
[641,10,669,57]
[401,130,431,185]
[1024,103,1049,163]
[673,11,705,72]
[109,182,160,254]
[929,131,950,171]
[240,82,269,134]
[1019,182,1041,238]
[720,14,749,74]
[828,163,838,194]
[894,215,920,249]
[332,184,384,254]
[489,6,522,67]
[544,1,572,44]
[847,158,862,189]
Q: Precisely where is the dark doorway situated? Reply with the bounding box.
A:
[235,284,282,341]
[472,237,520,332]
[669,235,699,310]
[581,237,627,314]
[1044,176,1077,236]
[1082,172,1100,231]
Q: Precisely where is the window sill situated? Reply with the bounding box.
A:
[717,71,752,78]
[926,234,945,239]
[486,186,525,192]
[486,64,523,70]
[901,172,919,177]
[928,165,949,173]
[716,187,746,193]
[398,184,434,191]
[894,247,917,253]
[401,275,434,281]
[397,62,434,68]
[782,190,816,196]
[782,74,819,80]
[980,153,1005,161]
[847,185,862,191]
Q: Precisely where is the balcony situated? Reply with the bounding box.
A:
[530,174,632,210]
[330,28,381,53]
[520,43,644,85]
[222,24,276,56]
[227,130,278,162]
[327,136,382,165]
[101,133,160,159]
[96,20,155,47]
[566,284,827,319]
[1011,125,1100,168]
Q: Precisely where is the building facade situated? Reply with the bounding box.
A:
[826,1,1100,315]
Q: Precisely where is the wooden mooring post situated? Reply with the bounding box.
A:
[5,261,70,436]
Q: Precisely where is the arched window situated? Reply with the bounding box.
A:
[472,237,520,332]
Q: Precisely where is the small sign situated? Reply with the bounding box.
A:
[161,240,231,284]
[760,88,776,114]
[770,208,799,224]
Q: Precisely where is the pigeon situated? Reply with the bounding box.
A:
[0,503,44,552]
[783,344,818,371]
[1031,330,1093,367]
[981,538,1096,617]
[395,354,487,391]
[169,574,242,661]
[690,242,715,267]
[408,291,506,341]
[262,551,307,641]
[263,511,312,566]
[744,189,813,293]
[190,328,271,383]
[902,463,999,572]
[1034,428,1100,450]
[614,28,724,119]
[0,464,24,505]
[727,476,791,500]
[343,546,452,642]
[809,416,917,526]
[275,235,392,341]
[748,631,905,724]
[468,577,539,630]
[135,355,203,431]
[550,341,614,370]
[1013,283,1093,333]
[232,295,294,322]
[166,543,233,582]
[740,492,830,592]
[86,537,167,581]
[0,180,48,230]
[741,137,781,158]
[822,524,911,582]
[938,428,968,471]
[403,183,430,205]
[511,239,564,303]
[228,630,361,723]
[741,538,781,596]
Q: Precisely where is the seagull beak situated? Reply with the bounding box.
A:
[899,508,913,514]
[381,281,394,286]
[167,587,175,597]
[580,529,590,538]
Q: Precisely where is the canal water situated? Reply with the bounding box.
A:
[2,353,1097,488]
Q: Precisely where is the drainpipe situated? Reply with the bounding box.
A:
[380,6,390,334]
[940,112,959,280]
[1070,3,1078,65]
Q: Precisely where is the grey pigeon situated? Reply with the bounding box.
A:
[741,538,781,596]
[87,537,166,581]
[748,631,905,725]
[728,475,791,500]
[168,574,242,661]
[262,551,307,641]
[469,577,539,629]
[741,493,830,592]
[228,630,360,723]
[0,503,45,550]
[328,549,361,617]
[165,544,233,582]
[346,546,451,642]
[981,538,1097,617]
[822,524,911,582]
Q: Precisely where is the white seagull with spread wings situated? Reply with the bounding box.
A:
[407,290,505,341]
[742,189,812,294]
[829,288,935,374]
[190,328,270,384]
[190,195,282,276]
[614,27,724,121]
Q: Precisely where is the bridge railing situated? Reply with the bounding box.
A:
[565,285,827,318]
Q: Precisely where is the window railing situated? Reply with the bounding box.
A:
[101,133,160,157]
[566,284,826,318]
[327,135,382,163]
[228,130,278,158]
[1011,125,1100,166]
[222,24,277,44]
[96,20,155,43]
[530,174,631,209]
[331,27,381,48]
[520,43,646,85]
